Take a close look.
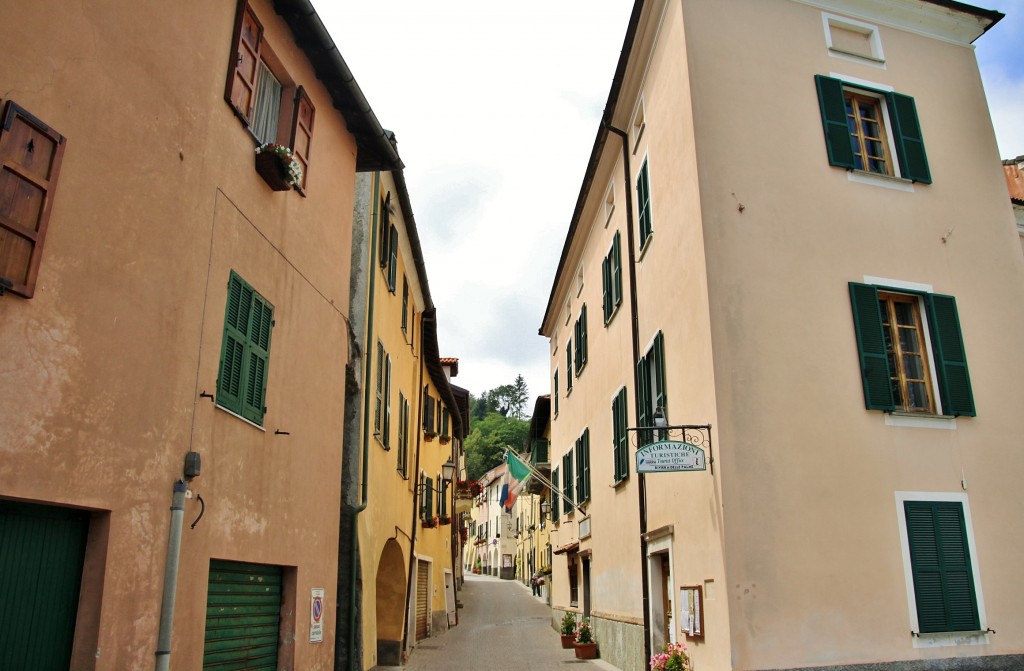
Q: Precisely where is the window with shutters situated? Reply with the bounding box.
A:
[612,387,629,483]
[401,276,409,334]
[636,158,653,249]
[602,231,623,324]
[225,0,315,192]
[387,223,398,293]
[568,560,579,607]
[565,339,573,395]
[374,341,392,447]
[574,305,588,376]
[815,75,930,184]
[441,407,450,440]
[551,468,560,524]
[397,392,409,476]
[217,271,274,426]
[637,331,668,446]
[0,101,66,299]
[420,474,434,522]
[562,451,574,516]
[423,387,436,436]
[575,429,591,505]
[849,282,974,417]
[553,370,559,418]
[897,496,983,635]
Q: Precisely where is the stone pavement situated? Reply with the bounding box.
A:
[375,573,618,671]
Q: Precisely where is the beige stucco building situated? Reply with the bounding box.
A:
[540,1,1024,670]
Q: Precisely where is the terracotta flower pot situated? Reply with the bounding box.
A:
[560,634,575,649]
[574,642,598,659]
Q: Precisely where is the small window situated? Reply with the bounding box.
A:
[0,101,67,299]
[574,305,589,376]
[575,429,591,504]
[422,386,436,434]
[564,295,572,326]
[636,158,653,248]
[612,387,629,482]
[602,232,623,324]
[568,560,579,607]
[217,272,274,426]
[562,451,574,515]
[387,224,398,293]
[815,75,930,184]
[823,13,884,64]
[637,331,668,445]
[631,97,646,154]
[373,342,392,448]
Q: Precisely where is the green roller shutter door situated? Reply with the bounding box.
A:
[0,500,89,671]
[203,560,282,670]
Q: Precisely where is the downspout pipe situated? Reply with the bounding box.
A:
[154,479,188,671]
[343,172,380,671]
[606,122,652,668]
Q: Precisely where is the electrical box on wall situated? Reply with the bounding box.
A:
[184,451,201,479]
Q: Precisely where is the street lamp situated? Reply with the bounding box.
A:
[540,499,550,519]
[441,459,455,483]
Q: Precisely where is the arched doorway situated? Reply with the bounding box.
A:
[376,539,406,666]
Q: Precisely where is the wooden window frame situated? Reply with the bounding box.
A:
[846,91,894,177]
[0,101,67,299]
[878,292,936,414]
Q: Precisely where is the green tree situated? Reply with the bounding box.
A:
[464,412,529,480]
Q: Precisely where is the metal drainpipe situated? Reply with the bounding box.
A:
[605,123,652,667]
[154,479,188,671]
[345,171,380,671]
[401,327,427,652]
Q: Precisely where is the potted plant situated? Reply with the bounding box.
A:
[574,618,598,659]
[438,514,452,526]
[559,612,576,649]
[254,143,303,191]
[650,642,691,671]
[422,516,438,529]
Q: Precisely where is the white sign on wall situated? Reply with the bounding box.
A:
[636,441,706,473]
[310,588,325,643]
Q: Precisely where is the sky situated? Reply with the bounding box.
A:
[313,0,1024,403]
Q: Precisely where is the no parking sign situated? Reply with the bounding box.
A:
[310,588,325,643]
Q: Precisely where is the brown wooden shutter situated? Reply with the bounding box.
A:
[415,561,429,640]
[225,1,263,124]
[0,101,66,298]
[290,86,314,192]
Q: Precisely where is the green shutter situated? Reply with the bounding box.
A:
[566,342,573,391]
[388,224,398,292]
[582,429,590,502]
[242,292,273,425]
[613,388,629,481]
[562,452,574,513]
[637,355,651,446]
[217,274,249,414]
[553,370,559,416]
[580,304,588,368]
[383,355,392,448]
[888,92,931,184]
[203,560,282,670]
[653,331,667,417]
[612,232,622,307]
[552,469,560,522]
[925,294,975,416]
[379,193,390,268]
[602,255,612,322]
[848,283,895,411]
[637,162,653,247]
[815,75,856,170]
[904,502,979,633]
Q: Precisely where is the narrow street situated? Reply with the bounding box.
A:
[397,574,614,671]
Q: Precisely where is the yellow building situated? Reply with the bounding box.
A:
[0,0,400,669]
[343,165,469,668]
[541,2,1024,671]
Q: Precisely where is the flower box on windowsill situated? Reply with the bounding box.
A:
[424,431,436,442]
[254,144,302,192]
[439,436,450,445]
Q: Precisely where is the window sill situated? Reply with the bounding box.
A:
[847,170,915,192]
[215,403,267,432]
[884,412,957,430]
[613,476,630,490]
[828,47,885,68]
[911,629,990,649]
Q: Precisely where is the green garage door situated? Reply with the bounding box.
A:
[203,559,283,670]
[0,500,89,671]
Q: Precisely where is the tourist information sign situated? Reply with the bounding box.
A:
[636,440,707,473]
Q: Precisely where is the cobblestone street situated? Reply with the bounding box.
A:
[388,574,614,671]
